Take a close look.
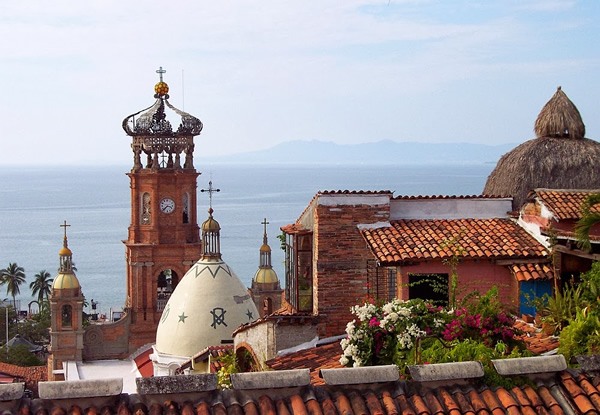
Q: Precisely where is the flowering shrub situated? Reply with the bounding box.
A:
[340,290,526,374]
[441,307,520,347]
[340,298,450,367]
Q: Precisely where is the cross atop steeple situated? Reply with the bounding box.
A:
[60,220,71,247]
[156,66,166,82]
[200,181,221,210]
[261,218,269,244]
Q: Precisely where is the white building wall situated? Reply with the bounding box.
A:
[390,198,513,220]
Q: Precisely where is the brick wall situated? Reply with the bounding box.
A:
[397,260,519,312]
[313,200,390,337]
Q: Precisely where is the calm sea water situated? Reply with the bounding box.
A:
[0,163,494,315]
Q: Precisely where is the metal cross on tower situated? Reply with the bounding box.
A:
[60,220,71,246]
[261,218,269,244]
[200,181,221,209]
[156,66,166,82]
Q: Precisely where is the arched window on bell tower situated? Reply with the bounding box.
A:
[141,192,151,225]
[157,269,179,312]
[182,193,189,224]
[62,305,73,328]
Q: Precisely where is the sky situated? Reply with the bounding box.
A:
[1,0,599,166]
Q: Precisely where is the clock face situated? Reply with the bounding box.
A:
[160,198,175,214]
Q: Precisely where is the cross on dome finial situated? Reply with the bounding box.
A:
[60,220,71,248]
[156,66,166,82]
[261,218,269,244]
[200,180,221,210]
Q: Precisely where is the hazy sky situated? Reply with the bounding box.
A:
[2,1,599,166]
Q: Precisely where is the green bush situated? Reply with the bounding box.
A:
[558,309,600,363]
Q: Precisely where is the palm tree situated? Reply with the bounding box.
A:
[0,263,26,311]
[30,270,53,304]
[576,193,600,252]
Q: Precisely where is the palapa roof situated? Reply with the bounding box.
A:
[483,87,600,210]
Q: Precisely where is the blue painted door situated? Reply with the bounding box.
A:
[519,280,553,316]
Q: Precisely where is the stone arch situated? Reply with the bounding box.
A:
[235,341,261,372]
[61,304,73,328]
[156,267,181,312]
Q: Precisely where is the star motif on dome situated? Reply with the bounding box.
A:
[246,309,254,320]
[178,312,188,323]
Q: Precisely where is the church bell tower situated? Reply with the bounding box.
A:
[122,67,203,349]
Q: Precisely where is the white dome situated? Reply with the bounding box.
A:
[155,257,258,358]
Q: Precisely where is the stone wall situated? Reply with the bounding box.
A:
[83,312,131,360]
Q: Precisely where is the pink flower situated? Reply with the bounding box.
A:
[369,317,380,327]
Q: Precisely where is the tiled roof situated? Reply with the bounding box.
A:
[510,263,554,281]
[0,362,46,395]
[14,364,600,415]
[362,218,548,263]
[514,320,560,355]
[320,190,394,195]
[134,348,153,378]
[534,189,600,220]
[394,194,510,200]
[266,340,343,385]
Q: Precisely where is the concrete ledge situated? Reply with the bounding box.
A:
[492,355,567,376]
[409,361,484,382]
[136,374,217,394]
[0,383,24,401]
[320,365,399,385]
[230,369,310,389]
[38,378,123,399]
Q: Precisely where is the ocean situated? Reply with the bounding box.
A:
[0,162,495,316]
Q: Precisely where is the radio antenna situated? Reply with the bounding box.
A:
[181,69,185,110]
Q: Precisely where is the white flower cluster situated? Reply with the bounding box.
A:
[350,302,378,322]
[340,299,429,367]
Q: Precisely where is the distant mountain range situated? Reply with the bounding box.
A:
[198,140,516,165]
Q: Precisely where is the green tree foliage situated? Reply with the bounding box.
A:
[0,263,26,311]
[19,301,51,345]
[555,263,600,363]
[0,344,44,367]
[30,270,53,304]
[575,193,600,252]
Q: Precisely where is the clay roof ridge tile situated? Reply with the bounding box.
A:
[380,390,399,415]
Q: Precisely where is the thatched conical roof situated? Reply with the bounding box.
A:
[534,86,585,139]
[483,87,600,210]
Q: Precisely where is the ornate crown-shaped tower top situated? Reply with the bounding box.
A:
[122,67,203,171]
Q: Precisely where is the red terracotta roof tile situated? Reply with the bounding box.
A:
[334,392,353,415]
[266,340,343,385]
[362,218,548,264]
[511,263,554,281]
[534,189,600,220]
[394,195,508,200]
[381,390,399,415]
[305,399,323,415]
[0,362,46,396]
[514,320,559,354]
[320,190,393,195]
